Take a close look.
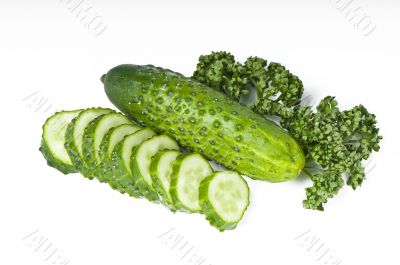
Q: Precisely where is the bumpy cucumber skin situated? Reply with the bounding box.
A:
[130,135,179,203]
[150,150,180,212]
[81,114,110,180]
[110,128,157,198]
[64,117,82,170]
[99,127,126,194]
[130,144,160,203]
[99,125,140,194]
[65,107,113,174]
[40,110,81,174]
[111,141,142,198]
[102,64,305,182]
[199,172,250,232]
[40,140,76,174]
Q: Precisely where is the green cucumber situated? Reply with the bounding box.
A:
[130,135,180,202]
[199,171,249,231]
[102,64,305,182]
[150,150,181,211]
[40,110,82,174]
[170,153,213,213]
[65,107,112,171]
[98,124,141,191]
[82,112,131,181]
[111,128,156,198]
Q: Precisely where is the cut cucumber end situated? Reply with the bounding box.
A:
[131,135,180,202]
[111,128,157,198]
[199,171,250,231]
[82,112,131,181]
[170,153,213,213]
[40,110,82,174]
[150,150,181,210]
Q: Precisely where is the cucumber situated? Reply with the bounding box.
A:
[98,124,141,191]
[170,153,213,213]
[82,112,131,181]
[130,135,180,202]
[150,150,181,210]
[199,171,249,231]
[102,64,305,182]
[111,128,156,198]
[65,107,112,171]
[40,110,82,174]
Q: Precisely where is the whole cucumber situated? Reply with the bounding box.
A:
[102,64,305,182]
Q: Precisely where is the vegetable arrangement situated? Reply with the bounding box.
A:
[40,51,381,231]
[41,108,249,231]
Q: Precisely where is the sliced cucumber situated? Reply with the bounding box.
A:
[98,124,141,191]
[199,171,249,231]
[65,107,112,171]
[131,135,180,202]
[82,112,131,181]
[40,110,82,174]
[150,150,181,211]
[170,153,213,213]
[111,128,156,198]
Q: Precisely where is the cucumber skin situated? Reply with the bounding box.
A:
[64,117,83,170]
[98,127,126,194]
[110,141,142,198]
[102,64,305,182]
[65,107,113,175]
[199,172,250,232]
[130,144,160,203]
[150,150,180,212]
[40,140,77,174]
[81,115,108,180]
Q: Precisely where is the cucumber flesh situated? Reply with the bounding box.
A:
[131,135,180,202]
[111,128,156,197]
[98,124,141,191]
[150,150,181,210]
[199,171,249,231]
[82,112,131,181]
[170,153,213,212]
[65,107,112,170]
[40,110,82,174]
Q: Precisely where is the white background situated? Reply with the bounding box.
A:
[1,1,399,264]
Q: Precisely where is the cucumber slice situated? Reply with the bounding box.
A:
[170,153,213,213]
[65,107,112,171]
[98,124,141,191]
[40,110,82,174]
[131,135,179,202]
[82,112,131,181]
[111,128,156,198]
[150,150,181,211]
[199,171,249,231]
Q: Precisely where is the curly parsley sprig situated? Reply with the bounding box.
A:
[192,51,382,210]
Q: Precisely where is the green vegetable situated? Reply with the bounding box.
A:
[150,150,181,211]
[81,112,131,180]
[170,153,213,213]
[111,127,156,198]
[99,124,141,192]
[199,171,249,231]
[130,135,180,202]
[102,64,305,182]
[65,107,112,174]
[192,51,382,210]
[40,110,82,174]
